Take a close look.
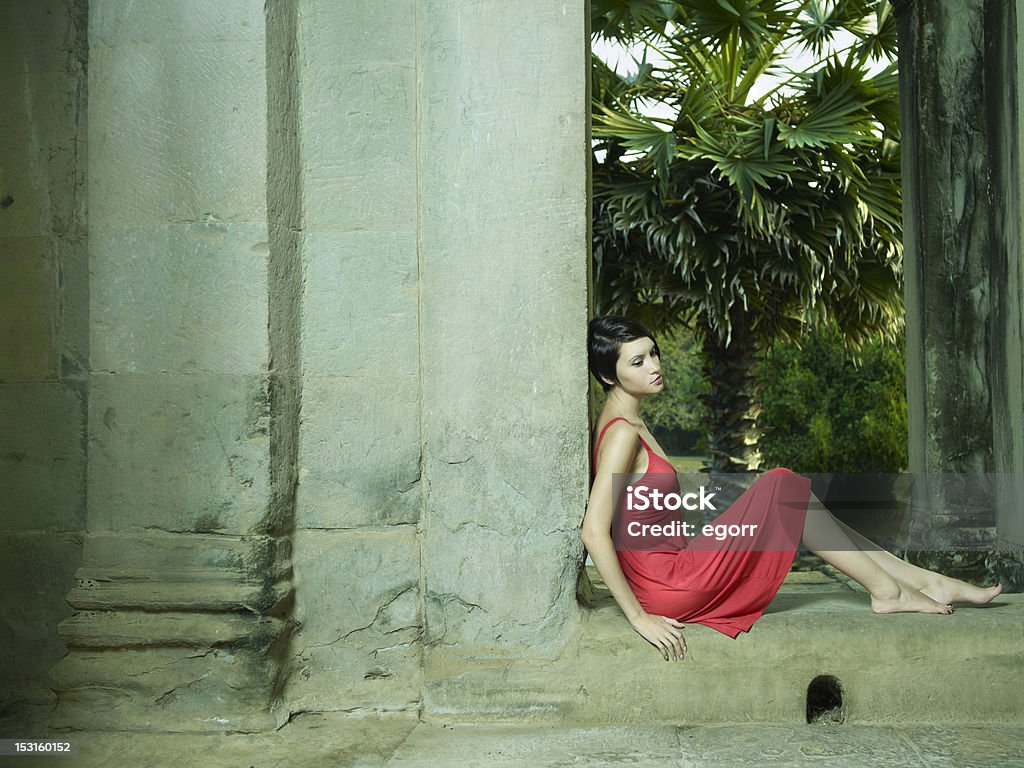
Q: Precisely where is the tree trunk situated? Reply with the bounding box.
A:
[698,313,762,474]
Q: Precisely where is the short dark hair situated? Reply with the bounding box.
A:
[587,316,660,391]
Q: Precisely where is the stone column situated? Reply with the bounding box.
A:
[896,0,1024,557]
[418,0,590,672]
[278,0,425,713]
[49,0,294,732]
[275,0,591,719]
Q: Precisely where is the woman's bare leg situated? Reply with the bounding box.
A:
[830,517,1002,605]
[801,493,953,615]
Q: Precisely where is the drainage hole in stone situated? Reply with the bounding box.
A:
[806,674,845,724]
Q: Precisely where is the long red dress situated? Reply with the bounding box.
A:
[593,417,811,639]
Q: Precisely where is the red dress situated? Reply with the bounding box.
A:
[593,417,811,638]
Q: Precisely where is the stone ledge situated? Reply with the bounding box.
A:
[59,610,284,649]
[67,579,289,613]
[424,570,1024,724]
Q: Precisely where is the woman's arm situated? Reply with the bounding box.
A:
[581,424,687,661]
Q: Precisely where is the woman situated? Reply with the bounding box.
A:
[582,316,1003,662]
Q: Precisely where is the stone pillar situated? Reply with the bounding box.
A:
[418,0,590,669]
[278,0,590,715]
[897,0,1024,555]
[275,0,591,718]
[0,0,88,713]
[279,0,424,713]
[49,0,294,731]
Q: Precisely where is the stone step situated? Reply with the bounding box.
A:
[424,569,1024,724]
[77,565,288,583]
[67,577,290,612]
[49,533,294,733]
[68,533,292,612]
[59,610,283,649]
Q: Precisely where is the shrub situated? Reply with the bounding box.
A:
[756,323,908,473]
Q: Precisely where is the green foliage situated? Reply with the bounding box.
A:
[591,0,904,470]
[756,322,908,472]
[591,0,903,344]
[643,325,711,434]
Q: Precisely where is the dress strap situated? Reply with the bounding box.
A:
[592,416,636,466]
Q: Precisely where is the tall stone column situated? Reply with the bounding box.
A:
[49,1,295,731]
[896,0,1024,557]
[418,0,590,678]
[275,0,591,717]
[276,0,425,713]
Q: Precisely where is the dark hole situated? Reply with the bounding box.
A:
[806,674,845,724]
[0,195,13,210]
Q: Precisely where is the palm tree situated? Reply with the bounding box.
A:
[592,0,902,472]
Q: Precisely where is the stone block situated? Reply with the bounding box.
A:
[89,0,263,45]
[0,237,57,381]
[300,0,415,67]
[0,532,82,708]
[67,533,290,615]
[88,41,267,227]
[302,231,418,376]
[0,72,82,237]
[0,0,82,75]
[50,646,279,732]
[417,389,588,651]
[301,63,416,234]
[56,233,89,378]
[89,224,269,374]
[79,530,279,574]
[422,521,582,653]
[296,374,420,528]
[423,585,1024,724]
[285,529,421,713]
[0,382,86,530]
[87,373,271,534]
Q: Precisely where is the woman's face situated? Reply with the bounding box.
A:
[611,336,663,396]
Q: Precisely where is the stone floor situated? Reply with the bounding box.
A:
[3,713,1024,767]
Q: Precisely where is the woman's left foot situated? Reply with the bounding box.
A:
[922,580,1003,606]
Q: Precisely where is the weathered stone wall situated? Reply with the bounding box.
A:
[417,0,591,660]
[2,0,589,729]
[0,0,89,712]
[271,0,595,718]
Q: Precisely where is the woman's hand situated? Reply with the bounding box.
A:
[628,612,687,661]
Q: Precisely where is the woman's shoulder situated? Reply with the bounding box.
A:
[595,415,639,439]
[593,416,642,463]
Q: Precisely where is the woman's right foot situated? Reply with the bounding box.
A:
[921,579,1003,606]
[870,583,954,615]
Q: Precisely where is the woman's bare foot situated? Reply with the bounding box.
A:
[921,578,1003,606]
[870,583,954,615]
